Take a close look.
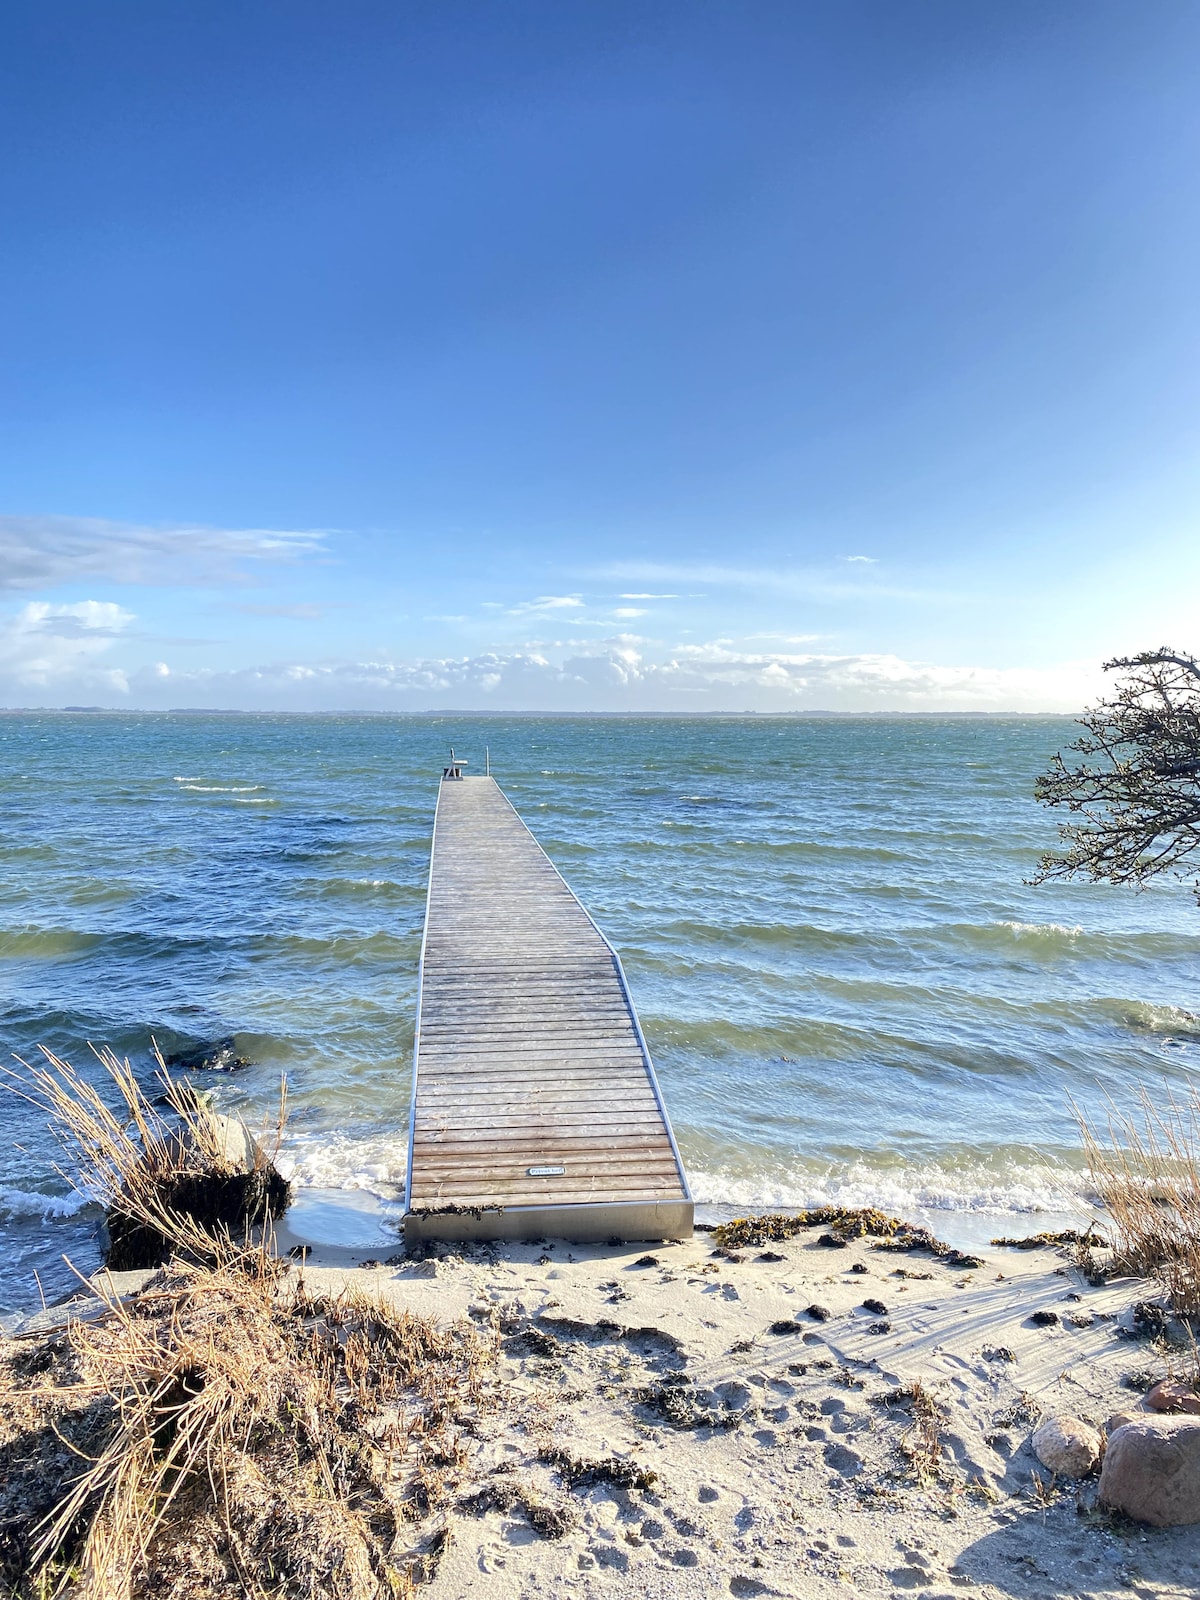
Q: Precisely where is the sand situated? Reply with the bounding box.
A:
[8,1222,1200,1599]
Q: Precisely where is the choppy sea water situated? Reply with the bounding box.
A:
[2,712,1198,1313]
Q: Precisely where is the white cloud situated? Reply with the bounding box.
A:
[0,513,327,592]
[0,637,1096,713]
[612,607,647,618]
[507,594,585,615]
[594,560,946,604]
[619,592,678,599]
[0,600,135,694]
[844,555,877,564]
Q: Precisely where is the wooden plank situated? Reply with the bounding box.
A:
[414,1129,678,1149]
[405,774,691,1239]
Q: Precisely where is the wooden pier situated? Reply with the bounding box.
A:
[404,775,692,1243]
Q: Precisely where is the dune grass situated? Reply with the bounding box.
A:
[1075,1080,1200,1320]
[1,1252,499,1598]
[0,1051,500,1598]
[1,1045,290,1270]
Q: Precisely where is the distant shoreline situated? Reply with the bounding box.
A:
[3,706,1081,719]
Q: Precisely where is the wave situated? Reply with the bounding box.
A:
[0,926,100,959]
[993,920,1084,939]
[688,1159,1094,1218]
[275,1126,1095,1225]
[1113,999,1200,1037]
[177,784,262,793]
[0,1187,92,1223]
[276,1131,410,1194]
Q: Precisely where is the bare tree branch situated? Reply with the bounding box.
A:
[1033,646,1200,901]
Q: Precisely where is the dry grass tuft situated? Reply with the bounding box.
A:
[870,1381,945,1482]
[1,1045,290,1270]
[1074,1082,1200,1320]
[0,1259,501,1598]
[0,1050,506,1598]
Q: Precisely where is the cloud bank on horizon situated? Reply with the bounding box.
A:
[0,6,1196,714]
[0,515,1107,712]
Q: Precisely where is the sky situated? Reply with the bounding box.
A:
[1,1,1198,713]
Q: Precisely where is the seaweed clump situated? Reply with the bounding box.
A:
[711,1209,983,1268]
[991,1225,1112,1285]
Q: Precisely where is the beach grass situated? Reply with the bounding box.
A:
[1075,1081,1200,1318]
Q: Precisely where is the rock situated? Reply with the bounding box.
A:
[164,1035,251,1073]
[104,1107,290,1270]
[1107,1411,1142,1438]
[1029,1309,1059,1327]
[201,1111,262,1171]
[160,1108,260,1172]
[1031,1416,1101,1478]
[1146,1380,1200,1416]
[805,1303,832,1321]
[1099,1415,1200,1526]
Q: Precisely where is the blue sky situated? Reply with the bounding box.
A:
[2,2,1198,711]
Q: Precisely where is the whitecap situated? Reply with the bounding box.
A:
[0,1187,91,1223]
[276,1132,410,1196]
[687,1159,1091,1218]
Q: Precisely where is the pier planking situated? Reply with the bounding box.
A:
[404,775,692,1243]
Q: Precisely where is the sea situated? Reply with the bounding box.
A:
[2,711,1198,1316]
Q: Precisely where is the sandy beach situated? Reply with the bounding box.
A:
[7,1216,1198,1600]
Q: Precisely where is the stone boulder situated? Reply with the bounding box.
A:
[166,1109,262,1173]
[104,1108,290,1271]
[1146,1380,1200,1416]
[1031,1415,1101,1478]
[1099,1416,1200,1527]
